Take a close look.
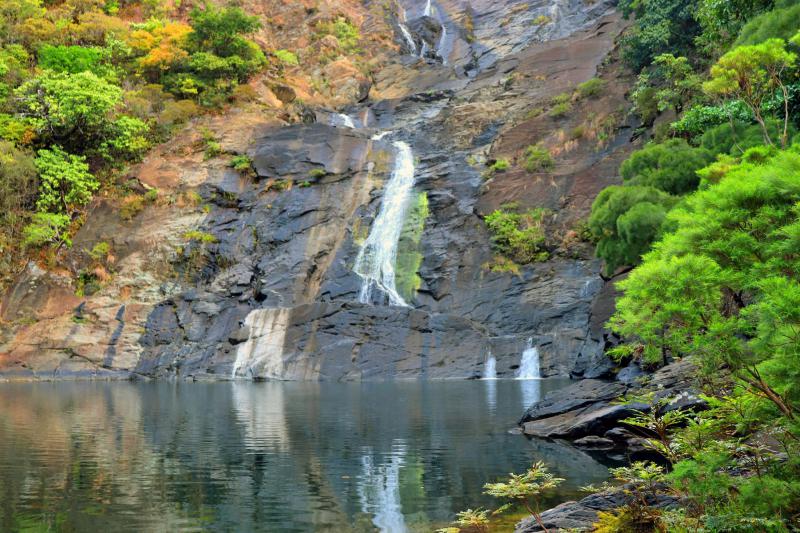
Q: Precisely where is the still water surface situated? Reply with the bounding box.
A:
[0,380,611,532]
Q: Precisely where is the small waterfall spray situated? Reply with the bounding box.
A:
[516,338,541,379]
[331,113,355,129]
[398,9,418,55]
[483,352,497,380]
[354,140,416,307]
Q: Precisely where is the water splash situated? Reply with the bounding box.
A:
[354,140,416,307]
[483,352,497,380]
[516,338,541,379]
[331,112,355,129]
[357,442,408,533]
[231,308,290,379]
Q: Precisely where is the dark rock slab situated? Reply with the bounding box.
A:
[519,379,627,424]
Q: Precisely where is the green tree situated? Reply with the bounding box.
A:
[703,38,797,147]
[618,0,702,71]
[620,139,713,195]
[37,45,105,74]
[34,146,98,214]
[610,147,800,417]
[14,70,122,150]
[588,185,675,274]
[22,212,71,248]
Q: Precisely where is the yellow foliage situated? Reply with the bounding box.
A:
[140,42,187,70]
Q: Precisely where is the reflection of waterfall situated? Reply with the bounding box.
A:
[331,113,355,129]
[353,141,416,307]
[231,308,291,379]
[519,378,542,411]
[483,352,497,380]
[358,443,408,533]
[231,383,289,452]
[516,338,541,379]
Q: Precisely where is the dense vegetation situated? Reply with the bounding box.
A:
[0,0,269,285]
[585,0,800,529]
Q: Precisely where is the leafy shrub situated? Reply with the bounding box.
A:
[119,195,145,221]
[0,141,37,215]
[549,101,571,118]
[485,207,550,263]
[670,100,752,138]
[576,77,605,99]
[229,154,252,172]
[37,45,106,75]
[274,49,298,66]
[22,212,71,248]
[101,115,151,162]
[34,147,98,215]
[700,119,796,155]
[524,144,554,172]
[735,2,800,45]
[182,230,218,243]
[589,185,675,274]
[14,71,122,151]
[315,17,360,54]
[621,139,714,195]
[618,0,702,71]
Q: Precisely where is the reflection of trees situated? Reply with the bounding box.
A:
[0,381,611,532]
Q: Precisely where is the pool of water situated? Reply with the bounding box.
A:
[0,380,611,532]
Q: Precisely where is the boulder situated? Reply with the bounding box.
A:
[519,379,627,424]
[522,402,649,439]
[516,484,680,532]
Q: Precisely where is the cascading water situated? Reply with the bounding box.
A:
[353,140,416,307]
[483,352,497,380]
[331,113,355,129]
[516,338,541,379]
[398,9,418,55]
[423,0,432,16]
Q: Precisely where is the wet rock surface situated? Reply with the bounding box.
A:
[516,484,680,532]
[1,0,631,381]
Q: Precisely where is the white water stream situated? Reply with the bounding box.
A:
[331,112,355,129]
[483,352,497,380]
[354,140,417,307]
[516,338,541,379]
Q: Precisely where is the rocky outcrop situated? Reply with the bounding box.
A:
[519,359,706,444]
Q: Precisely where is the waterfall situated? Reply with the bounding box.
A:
[353,140,416,307]
[483,352,497,379]
[516,338,541,379]
[358,443,408,533]
[398,8,418,55]
[331,113,355,129]
[231,308,291,379]
[438,21,448,65]
[423,0,432,16]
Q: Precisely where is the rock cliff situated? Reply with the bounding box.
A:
[0,0,637,381]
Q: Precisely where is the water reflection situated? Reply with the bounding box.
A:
[519,378,542,411]
[358,442,407,533]
[0,380,609,532]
